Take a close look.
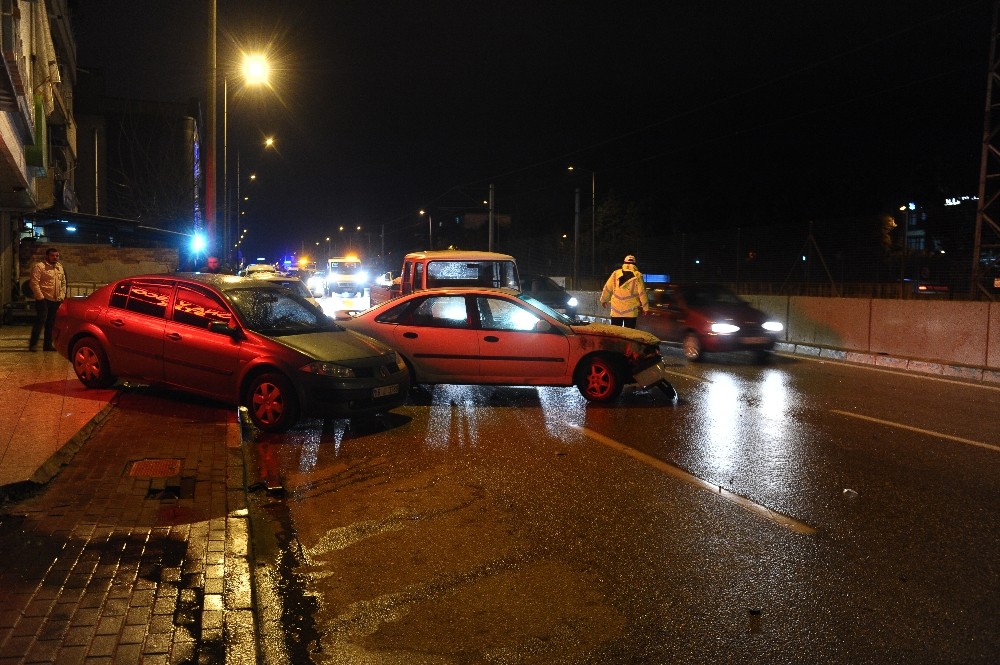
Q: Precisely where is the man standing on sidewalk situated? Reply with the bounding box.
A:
[29,246,67,351]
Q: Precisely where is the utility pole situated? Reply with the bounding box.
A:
[573,187,580,287]
[205,0,217,248]
[973,0,1000,299]
[488,184,495,251]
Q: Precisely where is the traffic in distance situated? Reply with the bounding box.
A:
[48,248,796,431]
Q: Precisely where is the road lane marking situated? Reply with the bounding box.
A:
[793,354,1000,393]
[569,424,817,535]
[830,410,1000,454]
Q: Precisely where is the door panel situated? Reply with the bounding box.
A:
[162,285,241,399]
[392,295,480,380]
[474,296,570,380]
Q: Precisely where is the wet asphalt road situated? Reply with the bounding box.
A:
[243,350,1000,664]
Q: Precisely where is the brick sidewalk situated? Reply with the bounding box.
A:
[0,386,256,664]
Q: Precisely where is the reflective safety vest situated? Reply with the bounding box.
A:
[600,265,648,318]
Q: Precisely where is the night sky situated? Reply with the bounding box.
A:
[72,1,995,265]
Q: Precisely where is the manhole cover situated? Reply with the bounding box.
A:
[128,458,183,478]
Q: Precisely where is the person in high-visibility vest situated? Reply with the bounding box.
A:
[599,254,649,328]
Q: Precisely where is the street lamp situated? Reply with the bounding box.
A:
[568,165,596,276]
[420,210,432,249]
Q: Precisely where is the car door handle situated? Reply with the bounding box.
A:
[166,332,182,341]
[110,319,125,327]
[403,332,418,339]
[483,335,499,343]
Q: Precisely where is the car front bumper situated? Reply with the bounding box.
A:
[631,359,671,388]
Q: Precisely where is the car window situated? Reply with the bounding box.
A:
[109,281,171,319]
[515,294,573,325]
[228,287,336,334]
[682,284,742,306]
[407,295,469,328]
[524,275,561,292]
[425,260,519,289]
[477,296,540,331]
[172,285,234,330]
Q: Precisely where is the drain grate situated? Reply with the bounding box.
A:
[128,458,183,478]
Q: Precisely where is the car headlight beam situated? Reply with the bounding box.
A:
[710,323,740,334]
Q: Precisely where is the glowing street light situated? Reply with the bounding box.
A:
[243,53,271,85]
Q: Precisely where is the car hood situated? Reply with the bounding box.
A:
[693,303,765,322]
[570,322,660,346]
[275,329,393,360]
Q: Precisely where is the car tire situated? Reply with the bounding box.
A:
[72,337,117,388]
[683,332,703,362]
[576,354,624,402]
[245,372,299,433]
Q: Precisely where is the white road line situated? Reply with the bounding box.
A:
[569,424,817,535]
[830,409,1000,454]
[792,353,1000,393]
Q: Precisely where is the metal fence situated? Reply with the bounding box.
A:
[503,216,992,299]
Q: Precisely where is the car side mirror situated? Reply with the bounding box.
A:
[332,310,353,322]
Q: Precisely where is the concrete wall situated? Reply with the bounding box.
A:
[18,244,179,296]
[570,290,1000,376]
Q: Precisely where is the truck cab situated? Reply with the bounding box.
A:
[369,250,520,304]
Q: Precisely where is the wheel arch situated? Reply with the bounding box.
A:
[239,361,304,406]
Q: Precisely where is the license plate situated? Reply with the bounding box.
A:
[372,384,400,398]
[742,336,769,345]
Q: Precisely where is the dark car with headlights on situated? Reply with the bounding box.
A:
[519,273,578,318]
[337,287,675,402]
[52,273,409,432]
[638,283,783,362]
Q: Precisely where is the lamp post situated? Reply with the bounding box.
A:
[420,210,432,249]
[568,166,596,276]
[223,54,271,266]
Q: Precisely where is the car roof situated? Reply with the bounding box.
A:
[133,272,289,294]
[402,250,516,261]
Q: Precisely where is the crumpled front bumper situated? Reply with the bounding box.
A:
[631,358,671,388]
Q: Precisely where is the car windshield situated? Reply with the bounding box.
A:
[681,284,745,306]
[517,294,574,324]
[228,287,339,335]
[268,279,312,299]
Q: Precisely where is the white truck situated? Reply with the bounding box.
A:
[325,256,368,297]
[369,250,520,305]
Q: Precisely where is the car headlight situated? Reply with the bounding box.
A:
[710,323,740,334]
[302,361,356,378]
[566,296,579,307]
[763,321,783,332]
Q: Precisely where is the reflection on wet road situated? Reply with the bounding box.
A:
[245,353,1000,664]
